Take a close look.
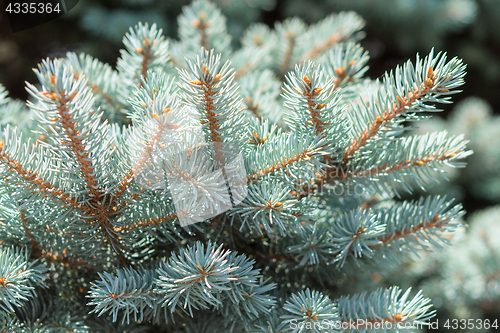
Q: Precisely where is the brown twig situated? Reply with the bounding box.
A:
[302,76,329,135]
[280,34,296,78]
[247,148,313,182]
[43,90,99,198]
[360,195,378,210]
[234,60,255,79]
[190,66,226,171]
[135,38,153,88]
[369,214,448,249]
[345,150,461,180]
[192,18,210,50]
[75,72,118,108]
[244,97,262,120]
[300,33,339,62]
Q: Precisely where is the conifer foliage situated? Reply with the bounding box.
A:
[0,0,470,331]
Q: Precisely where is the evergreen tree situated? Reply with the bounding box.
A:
[0,0,471,331]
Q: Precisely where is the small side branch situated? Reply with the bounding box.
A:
[114,170,134,201]
[190,67,222,144]
[370,214,449,249]
[301,33,339,61]
[343,67,437,164]
[302,76,329,135]
[0,141,83,210]
[255,214,451,266]
[42,89,101,199]
[347,150,461,179]
[247,148,312,182]
[190,66,226,168]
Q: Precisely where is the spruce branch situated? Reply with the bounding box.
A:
[0,1,477,330]
[179,48,244,146]
[280,288,338,332]
[26,59,111,200]
[258,196,464,268]
[337,287,435,330]
[232,180,301,236]
[156,241,235,315]
[299,11,365,62]
[347,131,472,192]
[343,49,466,165]
[217,254,276,330]
[282,61,350,149]
[283,63,332,135]
[287,222,334,266]
[296,49,467,198]
[177,0,232,56]
[19,211,95,270]
[368,196,465,260]
[245,131,331,184]
[25,59,129,265]
[322,42,370,90]
[328,208,386,267]
[282,61,351,199]
[124,71,193,192]
[116,22,170,98]
[276,12,364,78]
[0,247,47,313]
[88,267,164,324]
[0,126,83,210]
[276,18,306,78]
[154,241,275,319]
[329,196,464,266]
[66,52,124,120]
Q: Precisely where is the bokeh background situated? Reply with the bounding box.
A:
[1,0,500,331]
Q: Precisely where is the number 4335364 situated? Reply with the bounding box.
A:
[5,2,61,14]
[444,318,498,330]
